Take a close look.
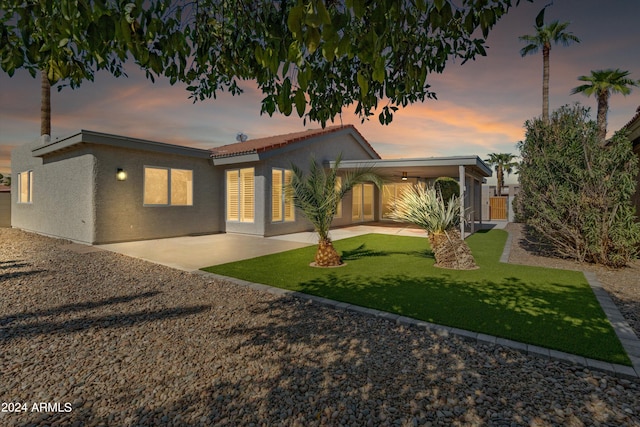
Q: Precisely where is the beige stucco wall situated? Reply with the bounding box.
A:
[91,145,222,243]
[11,139,223,244]
[11,141,96,243]
[258,130,380,237]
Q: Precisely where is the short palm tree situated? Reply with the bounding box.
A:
[571,69,639,142]
[484,153,518,195]
[289,156,382,267]
[519,20,580,123]
[389,184,476,270]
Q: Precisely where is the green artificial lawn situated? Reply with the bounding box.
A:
[202,230,630,365]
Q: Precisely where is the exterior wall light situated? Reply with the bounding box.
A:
[116,168,127,181]
[401,171,408,181]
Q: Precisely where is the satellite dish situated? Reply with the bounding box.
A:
[236,132,248,142]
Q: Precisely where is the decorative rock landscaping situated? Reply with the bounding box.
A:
[1,228,639,426]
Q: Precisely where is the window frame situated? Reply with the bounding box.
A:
[17,170,33,204]
[143,166,193,207]
[271,168,295,223]
[226,167,255,223]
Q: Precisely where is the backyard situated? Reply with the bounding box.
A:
[2,227,639,426]
[204,229,630,365]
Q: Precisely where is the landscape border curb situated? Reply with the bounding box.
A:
[192,269,639,380]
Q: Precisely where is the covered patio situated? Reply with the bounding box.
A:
[332,156,492,237]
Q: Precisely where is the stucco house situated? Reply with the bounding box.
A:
[11,125,491,244]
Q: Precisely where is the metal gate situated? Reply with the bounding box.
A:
[489,197,508,220]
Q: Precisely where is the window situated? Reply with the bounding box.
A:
[272,168,295,222]
[226,168,254,222]
[382,183,412,219]
[352,183,374,221]
[334,176,342,218]
[144,167,193,206]
[17,170,33,203]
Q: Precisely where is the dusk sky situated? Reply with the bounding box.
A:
[1,0,639,185]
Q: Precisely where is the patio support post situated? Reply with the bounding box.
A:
[459,165,465,238]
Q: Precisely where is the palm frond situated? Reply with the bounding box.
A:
[290,155,382,241]
[388,184,460,235]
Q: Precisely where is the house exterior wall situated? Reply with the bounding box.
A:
[258,131,380,237]
[11,141,96,243]
[11,140,222,244]
[91,145,221,243]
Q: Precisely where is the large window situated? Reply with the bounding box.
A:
[144,167,193,206]
[381,183,412,219]
[17,170,33,203]
[272,168,295,222]
[226,168,254,222]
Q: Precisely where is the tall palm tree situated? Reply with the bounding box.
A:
[571,69,639,142]
[41,70,51,140]
[519,20,580,123]
[484,153,518,195]
[289,156,382,267]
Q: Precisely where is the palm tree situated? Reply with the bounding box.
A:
[41,70,51,140]
[519,20,580,123]
[571,69,639,142]
[389,184,476,270]
[289,155,382,267]
[484,153,518,195]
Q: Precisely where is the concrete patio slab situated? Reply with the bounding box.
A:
[98,233,312,271]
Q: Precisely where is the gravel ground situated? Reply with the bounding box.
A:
[1,227,639,426]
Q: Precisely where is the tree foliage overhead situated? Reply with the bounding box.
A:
[517,104,640,268]
[1,0,530,126]
[0,0,190,89]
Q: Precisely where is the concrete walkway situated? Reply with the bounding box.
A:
[98,222,506,271]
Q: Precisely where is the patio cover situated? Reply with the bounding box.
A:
[331,156,493,237]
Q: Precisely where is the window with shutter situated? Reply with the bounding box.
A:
[226,168,255,223]
[272,169,283,222]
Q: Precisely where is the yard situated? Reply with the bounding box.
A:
[203,229,630,365]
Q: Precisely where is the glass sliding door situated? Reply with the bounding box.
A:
[352,183,374,222]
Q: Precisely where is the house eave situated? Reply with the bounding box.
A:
[331,156,493,178]
[31,130,212,159]
[211,153,261,165]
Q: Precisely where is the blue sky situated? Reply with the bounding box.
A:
[1,0,639,185]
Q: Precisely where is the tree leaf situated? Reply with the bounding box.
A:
[294,89,306,117]
[357,70,369,95]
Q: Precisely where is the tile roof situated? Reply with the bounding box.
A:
[624,105,640,130]
[209,124,379,158]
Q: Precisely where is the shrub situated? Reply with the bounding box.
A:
[434,177,460,205]
[517,104,640,267]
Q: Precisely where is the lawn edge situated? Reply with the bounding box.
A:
[192,268,640,380]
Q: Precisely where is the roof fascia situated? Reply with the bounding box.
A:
[211,153,261,165]
[32,130,211,159]
[332,156,493,177]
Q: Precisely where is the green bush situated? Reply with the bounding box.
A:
[517,104,640,267]
[434,177,460,205]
